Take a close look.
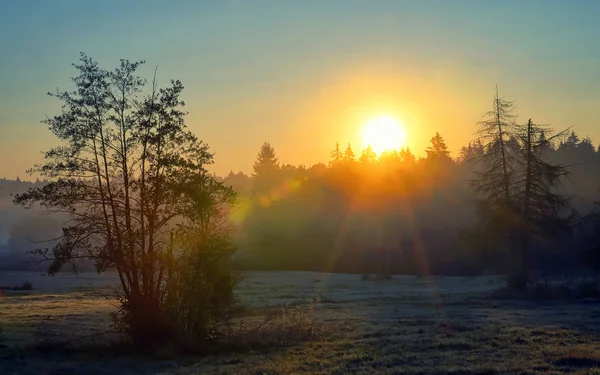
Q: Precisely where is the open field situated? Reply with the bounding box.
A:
[2,271,600,374]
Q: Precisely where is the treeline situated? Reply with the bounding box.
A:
[2,98,600,278]
[0,178,67,271]
[226,97,600,278]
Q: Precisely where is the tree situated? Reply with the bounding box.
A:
[473,88,518,205]
[458,141,484,164]
[424,133,453,180]
[425,133,452,162]
[565,131,580,148]
[343,143,356,164]
[359,145,377,164]
[510,119,573,288]
[252,142,280,192]
[469,89,520,281]
[329,141,343,167]
[469,90,574,289]
[398,147,416,165]
[14,54,236,348]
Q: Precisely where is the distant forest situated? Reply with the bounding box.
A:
[2,114,600,277]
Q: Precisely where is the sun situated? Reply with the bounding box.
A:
[361,114,407,155]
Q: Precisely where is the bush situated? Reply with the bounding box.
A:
[489,278,600,301]
[1,281,33,291]
[110,231,239,352]
[166,233,239,349]
[362,273,392,281]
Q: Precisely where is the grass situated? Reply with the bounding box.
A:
[2,271,600,374]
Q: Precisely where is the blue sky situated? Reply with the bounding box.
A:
[1,0,599,178]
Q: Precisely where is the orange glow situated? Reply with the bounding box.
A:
[361,114,407,155]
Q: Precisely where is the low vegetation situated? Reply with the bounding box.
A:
[3,271,600,375]
[2,53,600,374]
[0,281,33,291]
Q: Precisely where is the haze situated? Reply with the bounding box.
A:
[4,2,600,374]
[2,0,600,179]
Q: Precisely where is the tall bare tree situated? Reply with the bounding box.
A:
[510,119,573,288]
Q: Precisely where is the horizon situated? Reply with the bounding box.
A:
[2,1,600,179]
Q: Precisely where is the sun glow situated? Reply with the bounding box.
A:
[361,114,407,155]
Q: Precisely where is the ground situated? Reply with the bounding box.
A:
[2,271,600,374]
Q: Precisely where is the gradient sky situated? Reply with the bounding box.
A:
[1,0,599,179]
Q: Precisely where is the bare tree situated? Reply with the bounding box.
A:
[510,119,573,288]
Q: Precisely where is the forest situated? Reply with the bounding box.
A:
[2,96,599,281]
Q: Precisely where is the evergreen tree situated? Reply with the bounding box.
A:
[343,143,356,164]
[425,133,453,179]
[252,142,280,177]
[566,131,580,148]
[252,142,280,192]
[360,145,377,164]
[425,132,451,162]
[329,141,343,167]
[398,147,416,165]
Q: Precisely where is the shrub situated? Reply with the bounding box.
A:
[110,231,239,352]
[490,278,600,301]
[0,282,33,291]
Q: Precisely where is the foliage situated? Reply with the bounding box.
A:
[13,54,237,349]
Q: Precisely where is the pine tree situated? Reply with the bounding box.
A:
[343,143,356,164]
[329,141,343,167]
[360,145,377,164]
[398,147,416,165]
[425,132,451,162]
[252,142,280,192]
[252,142,280,178]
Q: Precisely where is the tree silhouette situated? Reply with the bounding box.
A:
[252,142,280,192]
[425,133,451,162]
[510,119,573,288]
[253,142,280,177]
[343,143,356,164]
[468,90,520,275]
[360,144,377,164]
[329,141,343,167]
[13,54,236,347]
[398,147,416,165]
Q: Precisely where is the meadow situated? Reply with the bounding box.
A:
[2,270,600,375]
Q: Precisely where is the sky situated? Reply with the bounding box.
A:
[1,0,600,179]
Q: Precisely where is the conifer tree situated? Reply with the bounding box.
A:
[398,147,416,165]
[329,141,343,167]
[252,142,280,192]
[343,143,356,164]
[360,145,377,164]
[425,132,451,162]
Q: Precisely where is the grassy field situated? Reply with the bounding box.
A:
[2,270,600,374]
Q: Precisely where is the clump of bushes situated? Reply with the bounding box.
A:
[490,278,600,301]
[110,233,239,353]
[362,273,392,281]
[1,281,33,291]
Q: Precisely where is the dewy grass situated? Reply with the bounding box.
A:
[2,271,600,375]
